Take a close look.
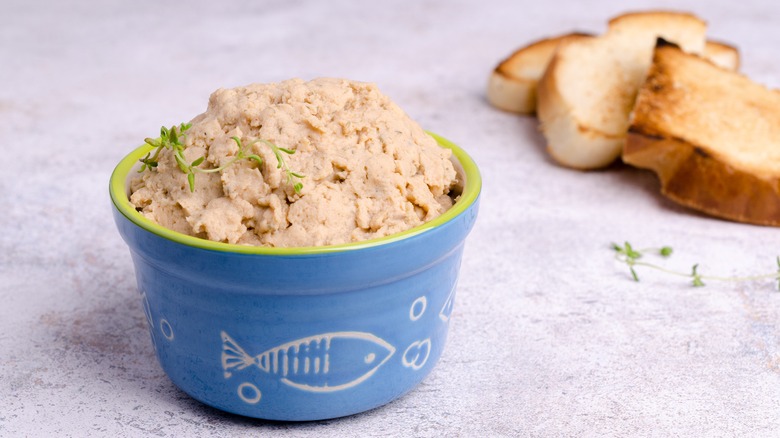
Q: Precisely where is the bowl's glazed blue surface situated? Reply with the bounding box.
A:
[110,133,480,421]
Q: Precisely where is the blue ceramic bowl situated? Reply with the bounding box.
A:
[110,132,481,421]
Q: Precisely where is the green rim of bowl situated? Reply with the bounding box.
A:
[109,132,481,255]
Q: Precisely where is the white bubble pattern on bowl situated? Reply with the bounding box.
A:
[159,319,175,341]
[439,282,457,322]
[401,339,432,370]
[140,290,159,353]
[237,382,262,405]
[139,281,458,406]
[410,296,427,321]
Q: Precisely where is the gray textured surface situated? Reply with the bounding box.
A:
[2,0,780,436]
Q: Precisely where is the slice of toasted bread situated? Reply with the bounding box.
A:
[487,33,592,114]
[488,37,737,115]
[624,40,780,226]
[704,40,740,71]
[537,11,706,169]
[487,28,737,116]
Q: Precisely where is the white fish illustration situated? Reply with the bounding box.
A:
[221,331,396,393]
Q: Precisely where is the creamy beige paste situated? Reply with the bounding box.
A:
[130,78,458,247]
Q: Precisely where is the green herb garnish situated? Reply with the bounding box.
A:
[139,124,304,193]
[139,122,192,172]
[613,241,780,289]
[253,138,305,195]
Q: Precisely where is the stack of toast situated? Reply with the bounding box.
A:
[488,11,780,226]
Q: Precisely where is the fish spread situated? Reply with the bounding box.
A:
[129,78,458,247]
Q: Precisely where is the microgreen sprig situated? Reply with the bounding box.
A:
[139,123,192,172]
[138,124,304,193]
[612,241,780,289]
[256,139,305,194]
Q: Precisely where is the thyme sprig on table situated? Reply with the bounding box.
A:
[612,241,780,289]
[138,123,304,193]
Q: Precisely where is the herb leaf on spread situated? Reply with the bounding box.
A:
[239,138,305,195]
[139,124,304,193]
[612,241,780,289]
[139,122,192,172]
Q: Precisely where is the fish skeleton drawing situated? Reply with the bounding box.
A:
[221,331,396,393]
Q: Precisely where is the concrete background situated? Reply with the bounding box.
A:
[1,0,779,436]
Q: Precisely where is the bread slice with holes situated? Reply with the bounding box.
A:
[487,33,593,114]
[624,40,780,226]
[537,11,707,169]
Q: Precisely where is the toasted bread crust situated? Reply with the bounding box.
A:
[537,11,707,170]
[495,32,592,75]
[625,42,780,226]
[488,18,735,116]
[625,131,780,225]
[703,40,740,70]
[609,10,706,35]
[487,71,537,114]
[537,49,625,169]
[487,33,592,114]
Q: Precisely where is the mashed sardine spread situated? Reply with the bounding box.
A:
[130,78,458,247]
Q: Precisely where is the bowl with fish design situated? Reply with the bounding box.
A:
[109,132,481,421]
